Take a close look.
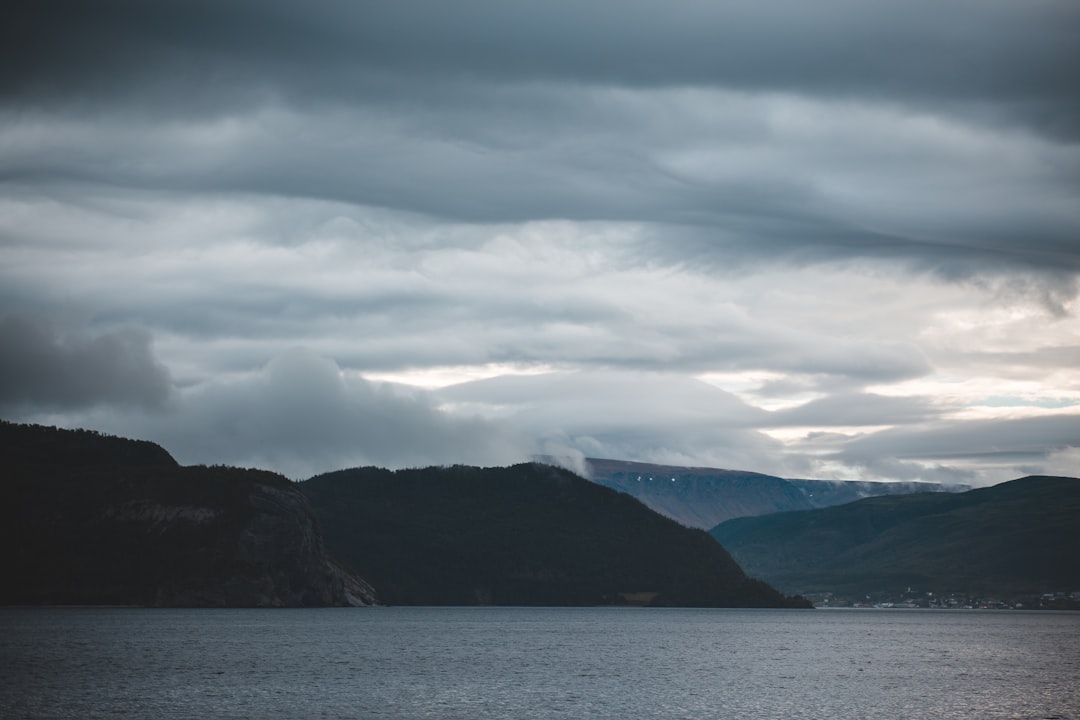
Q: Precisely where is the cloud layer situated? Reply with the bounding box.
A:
[1,0,1078,482]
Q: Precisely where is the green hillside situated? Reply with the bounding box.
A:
[709,475,1080,598]
[301,463,809,607]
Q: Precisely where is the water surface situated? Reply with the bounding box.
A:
[2,607,1077,719]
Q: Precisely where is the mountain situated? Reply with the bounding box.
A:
[709,475,1080,598]
[300,463,810,608]
[586,458,966,529]
[0,421,375,607]
[788,477,967,510]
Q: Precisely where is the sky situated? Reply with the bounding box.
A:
[1,0,1079,483]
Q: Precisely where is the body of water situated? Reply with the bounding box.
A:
[2,606,1077,719]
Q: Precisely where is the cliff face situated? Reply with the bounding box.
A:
[1,421,376,607]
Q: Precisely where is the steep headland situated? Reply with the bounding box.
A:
[0,421,375,607]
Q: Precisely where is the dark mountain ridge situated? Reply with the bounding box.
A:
[1,421,177,468]
[3,421,806,608]
[1,421,375,607]
[300,463,810,608]
[709,475,1080,599]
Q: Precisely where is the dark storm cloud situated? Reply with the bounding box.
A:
[5,0,1078,132]
[3,51,1075,291]
[3,1,1077,282]
[3,109,1074,290]
[0,313,171,410]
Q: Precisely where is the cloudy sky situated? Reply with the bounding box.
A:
[2,0,1079,483]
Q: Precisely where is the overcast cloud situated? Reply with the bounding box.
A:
[1,0,1077,482]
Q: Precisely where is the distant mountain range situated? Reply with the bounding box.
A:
[7,420,1072,608]
[586,458,967,529]
[710,475,1080,598]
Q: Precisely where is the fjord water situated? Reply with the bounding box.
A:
[2,607,1077,719]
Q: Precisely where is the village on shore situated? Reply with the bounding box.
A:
[809,589,1080,610]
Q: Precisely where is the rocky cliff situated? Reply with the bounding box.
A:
[0,421,376,607]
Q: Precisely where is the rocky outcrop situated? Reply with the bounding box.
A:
[0,421,376,607]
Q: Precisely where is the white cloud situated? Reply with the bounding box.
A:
[1043,446,1080,478]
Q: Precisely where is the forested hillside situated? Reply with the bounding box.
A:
[302,463,809,607]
